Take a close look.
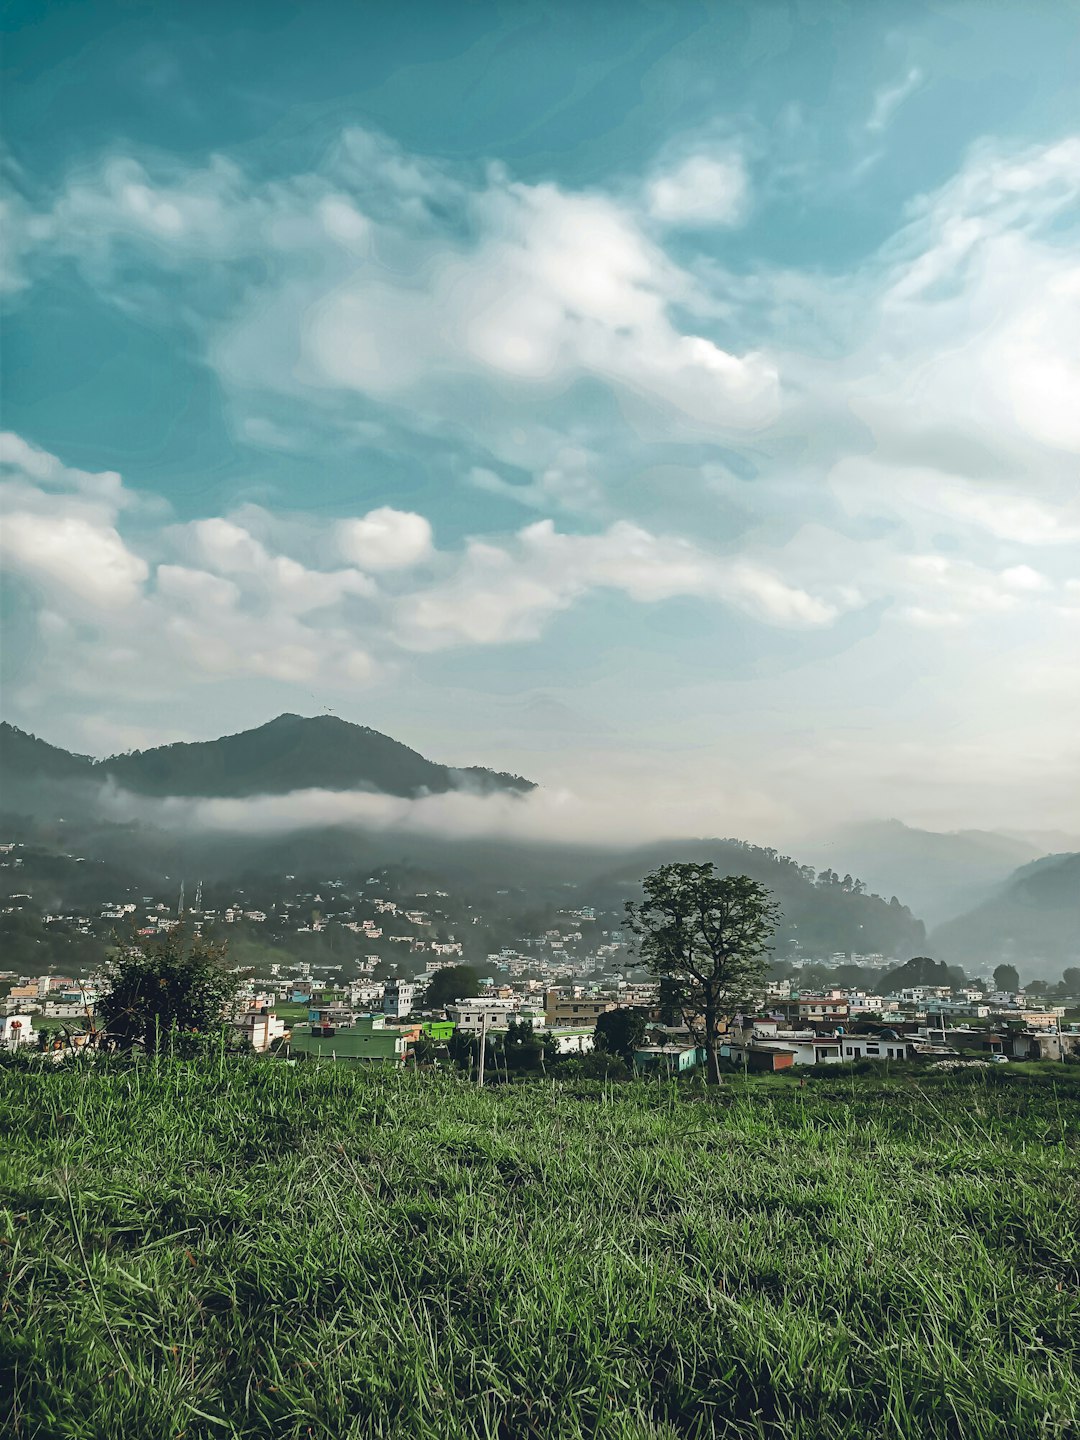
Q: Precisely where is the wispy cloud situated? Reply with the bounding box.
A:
[866,66,923,133]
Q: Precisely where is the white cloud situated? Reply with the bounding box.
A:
[0,436,382,701]
[395,518,843,650]
[337,507,433,570]
[646,151,749,228]
[0,510,148,606]
[5,134,780,459]
[866,67,923,133]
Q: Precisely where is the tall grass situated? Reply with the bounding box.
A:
[2,1061,1078,1439]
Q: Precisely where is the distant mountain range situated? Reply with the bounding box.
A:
[930,852,1080,973]
[803,819,1047,928]
[0,714,535,804]
[1,715,1074,976]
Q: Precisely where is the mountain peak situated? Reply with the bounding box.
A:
[0,714,535,803]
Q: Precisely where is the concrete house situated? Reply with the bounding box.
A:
[0,1014,33,1049]
[634,1043,706,1075]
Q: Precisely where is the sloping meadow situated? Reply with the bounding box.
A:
[2,1060,1078,1439]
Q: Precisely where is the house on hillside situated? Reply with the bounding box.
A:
[383,981,415,1018]
[633,1043,706,1075]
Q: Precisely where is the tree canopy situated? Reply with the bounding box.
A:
[424,964,481,1010]
[993,963,1020,993]
[626,864,778,1084]
[594,1007,647,1066]
[97,927,244,1053]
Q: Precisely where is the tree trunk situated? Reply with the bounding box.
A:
[705,1006,722,1086]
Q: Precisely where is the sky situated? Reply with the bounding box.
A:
[2,0,1079,843]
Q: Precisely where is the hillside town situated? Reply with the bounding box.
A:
[5,945,1078,1071]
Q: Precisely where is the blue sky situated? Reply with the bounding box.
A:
[2,0,1079,841]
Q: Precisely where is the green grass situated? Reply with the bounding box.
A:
[2,1062,1078,1440]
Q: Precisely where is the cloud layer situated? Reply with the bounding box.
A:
[3,122,1079,833]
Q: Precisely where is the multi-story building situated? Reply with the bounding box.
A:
[234,1009,288,1054]
[544,989,616,1028]
[383,980,416,1019]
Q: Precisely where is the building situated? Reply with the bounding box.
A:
[544,989,616,1028]
[289,1015,421,1065]
[1010,1028,1080,1062]
[547,1029,595,1056]
[421,1019,456,1043]
[347,980,384,1008]
[383,981,416,1019]
[234,1009,288,1054]
[797,996,850,1024]
[723,1036,836,1067]
[447,999,524,1032]
[633,1044,706,1075]
[839,1036,915,1062]
[0,1014,33,1049]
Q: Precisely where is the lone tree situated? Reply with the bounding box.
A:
[993,963,1020,993]
[626,864,779,1085]
[594,1006,647,1067]
[98,926,243,1053]
[424,964,481,1011]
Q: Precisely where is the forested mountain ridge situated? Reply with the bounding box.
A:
[0,714,535,802]
[930,852,1080,974]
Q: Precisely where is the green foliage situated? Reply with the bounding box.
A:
[1,1063,1078,1439]
[627,865,779,1079]
[424,963,481,1010]
[873,955,960,995]
[995,963,1021,992]
[594,1006,647,1065]
[96,927,243,1053]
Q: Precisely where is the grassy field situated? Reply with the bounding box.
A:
[2,1061,1078,1440]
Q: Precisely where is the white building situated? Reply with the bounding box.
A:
[234,1010,289,1054]
[348,980,385,1008]
[446,998,534,1032]
[383,980,416,1018]
[839,1036,915,1061]
[0,1014,33,1049]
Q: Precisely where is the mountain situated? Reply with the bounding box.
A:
[930,852,1080,977]
[803,819,1042,927]
[0,724,95,786]
[579,838,925,960]
[0,817,928,976]
[0,715,535,804]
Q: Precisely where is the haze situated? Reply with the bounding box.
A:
[2,0,1079,841]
